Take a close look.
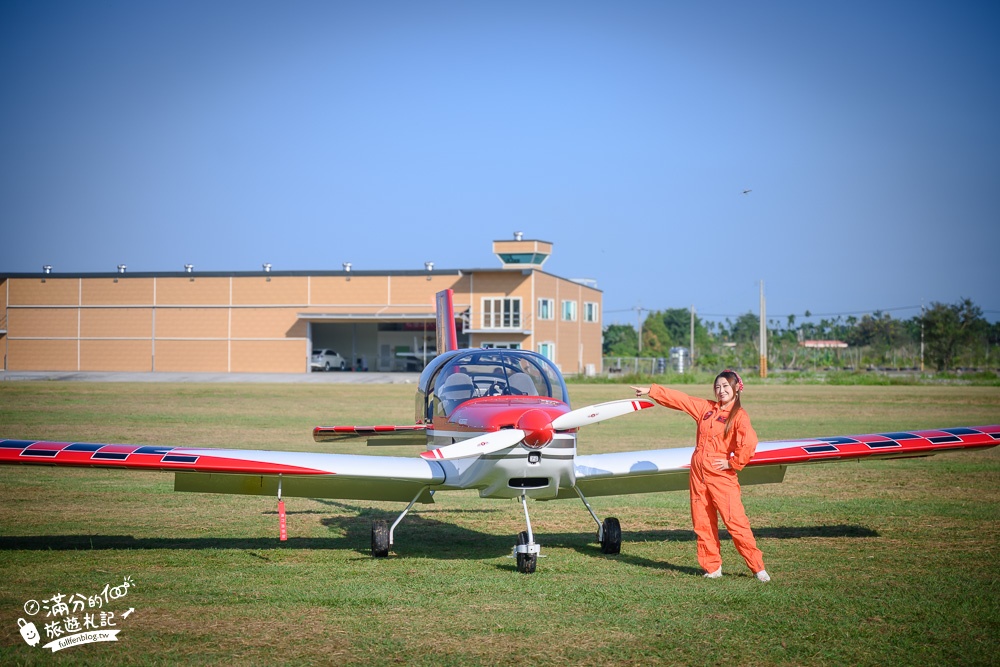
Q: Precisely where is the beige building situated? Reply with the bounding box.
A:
[0,237,603,375]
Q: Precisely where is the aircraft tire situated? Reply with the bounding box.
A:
[600,517,621,555]
[516,530,536,574]
[372,520,390,557]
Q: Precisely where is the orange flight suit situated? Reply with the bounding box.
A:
[648,384,765,575]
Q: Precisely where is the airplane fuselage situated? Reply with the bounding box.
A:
[429,398,578,499]
[413,348,579,499]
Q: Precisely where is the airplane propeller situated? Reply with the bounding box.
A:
[551,398,655,430]
[420,398,654,461]
[419,428,527,460]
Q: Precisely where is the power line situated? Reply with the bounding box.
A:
[609,305,1000,323]
[633,306,925,319]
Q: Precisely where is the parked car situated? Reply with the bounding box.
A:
[311,349,346,371]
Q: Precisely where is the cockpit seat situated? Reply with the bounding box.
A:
[508,372,538,396]
[439,372,475,412]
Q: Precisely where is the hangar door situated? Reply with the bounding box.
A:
[305,316,465,372]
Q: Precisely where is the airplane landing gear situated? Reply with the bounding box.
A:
[516,531,537,573]
[513,492,541,574]
[369,486,430,559]
[372,520,389,557]
[574,486,622,555]
[600,517,621,554]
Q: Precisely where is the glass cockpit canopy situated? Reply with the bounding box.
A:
[420,349,569,417]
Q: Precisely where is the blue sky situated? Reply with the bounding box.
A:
[2,1,998,326]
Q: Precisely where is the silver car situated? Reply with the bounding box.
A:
[311,349,347,371]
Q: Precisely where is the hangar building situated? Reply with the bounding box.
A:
[0,236,603,375]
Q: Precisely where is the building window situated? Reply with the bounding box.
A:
[584,302,599,323]
[538,298,554,320]
[537,342,555,360]
[482,297,522,329]
[482,342,522,349]
[561,300,577,322]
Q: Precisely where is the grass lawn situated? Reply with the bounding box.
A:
[0,382,998,665]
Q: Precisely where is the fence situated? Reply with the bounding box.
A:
[603,357,669,376]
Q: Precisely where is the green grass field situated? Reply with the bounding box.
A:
[1,382,998,665]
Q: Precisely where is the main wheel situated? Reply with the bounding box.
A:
[339,360,346,370]
[600,517,621,554]
[372,520,389,558]
[324,362,331,371]
[516,530,537,574]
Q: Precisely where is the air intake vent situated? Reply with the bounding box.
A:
[508,477,549,489]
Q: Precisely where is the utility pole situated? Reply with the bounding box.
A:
[759,280,767,378]
[690,305,695,367]
[635,305,646,355]
[920,302,925,372]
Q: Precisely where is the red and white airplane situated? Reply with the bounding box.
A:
[1,290,998,573]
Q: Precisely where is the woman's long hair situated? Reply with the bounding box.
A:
[715,370,743,438]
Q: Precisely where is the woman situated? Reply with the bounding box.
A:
[632,370,770,582]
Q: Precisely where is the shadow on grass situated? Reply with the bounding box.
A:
[0,519,877,578]
[590,524,880,575]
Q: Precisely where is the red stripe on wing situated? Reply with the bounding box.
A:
[750,425,1000,466]
[0,440,330,475]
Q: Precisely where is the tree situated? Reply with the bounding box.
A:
[640,315,672,356]
[847,312,907,348]
[659,308,691,345]
[603,324,638,356]
[923,299,986,370]
[729,312,759,344]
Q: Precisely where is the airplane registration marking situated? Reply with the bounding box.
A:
[803,445,839,454]
[928,435,962,444]
[865,441,902,449]
[817,436,861,446]
[0,440,36,449]
[93,451,131,460]
[65,443,104,452]
[21,448,59,457]
[941,427,983,436]
[135,446,174,455]
[162,455,199,464]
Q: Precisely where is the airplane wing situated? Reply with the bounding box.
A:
[0,440,444,503]
[564,425,1000,500]
[312,424,428,446]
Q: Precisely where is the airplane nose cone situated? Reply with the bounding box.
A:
[517,409,554,449]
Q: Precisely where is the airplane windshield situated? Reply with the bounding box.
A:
[432,350,568,416]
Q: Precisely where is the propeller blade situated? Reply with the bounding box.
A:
[550,398,654,430]
[420,429,526,460]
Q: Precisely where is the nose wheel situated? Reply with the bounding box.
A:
[512,492,542,573]
[515,531,537,573]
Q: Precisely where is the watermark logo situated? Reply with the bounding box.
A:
[17,575,135,653]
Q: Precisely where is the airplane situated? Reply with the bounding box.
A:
[1,289,998,573]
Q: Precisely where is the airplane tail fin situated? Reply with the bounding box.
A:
[435,289,458,352]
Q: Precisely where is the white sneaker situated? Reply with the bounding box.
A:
[703,567,722,578]
[755,570,771,583]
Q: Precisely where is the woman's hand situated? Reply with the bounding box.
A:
[631,385,650,397]
[711,458,732,471]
